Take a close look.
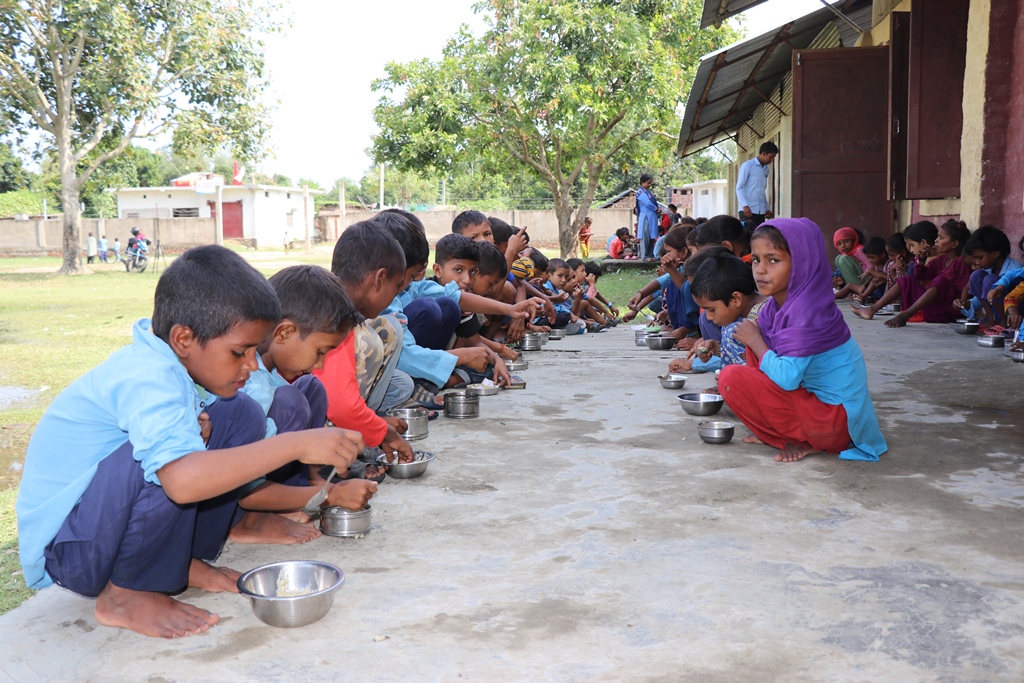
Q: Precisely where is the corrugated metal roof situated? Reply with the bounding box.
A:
[700,0,773,30]
[679,1,869,157]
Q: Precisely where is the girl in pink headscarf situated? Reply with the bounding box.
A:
[833,227,873,299]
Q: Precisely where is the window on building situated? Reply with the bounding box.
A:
[172,207,199,218]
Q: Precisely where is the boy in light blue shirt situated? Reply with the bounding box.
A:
[16,245,363,639]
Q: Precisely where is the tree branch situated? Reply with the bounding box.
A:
[77,118,142,186]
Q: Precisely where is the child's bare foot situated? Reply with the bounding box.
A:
[774,443,817,462]
[883,311,911,328]
[851,305,875,320]
[229,511,320,545]
[280,510,313,524]
[187,558,240,593]
[741,434,765,445]
[95,581,219,638]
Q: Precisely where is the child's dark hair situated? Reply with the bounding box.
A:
[759,141,779,155]
[863,236,887,257]
[488,216,514,245]
[694,214,750,253]
[434,233,480,265]
[679,215,698,228]
[615,227,631,241]
[751,224,789,252]
[939,219,970,255]
[962,225,1007,257]
[380,208,425,235]
[691,253,757,303]
[583,261,602,278]
[152,244,280,344]
[885,232,908,253]
[639,173,653,185]
[566,257,584,270]
[373,211,429,267]
[683,245,731,278]
[331,220,406,284]
[269,265,363,337]
[525,247,548,274]
[452,210,489,234]
[477,243,508,278]
[903,220,938,244]
[668,204,677,212]
[548,258,569,272]
[663,227,690,253]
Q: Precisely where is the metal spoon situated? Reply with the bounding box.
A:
[303,466,336,515]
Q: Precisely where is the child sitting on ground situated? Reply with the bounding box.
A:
[16,245,363,638]
[848,237,889,304]
[582,262,619,321]
[854,220,972,327]
[721,218,887,463]
[608,228,636,259]
[238,265,376,522]
[669,249,765,374]
[833,227,874,300]
[986,234,1024,330]
[955,226,1022,327]
[658,228,700,348]
[452,209,493,242]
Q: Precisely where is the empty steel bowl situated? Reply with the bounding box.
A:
[646,335,677,350]
[634,334,652,347]
[697,421,735,444]
[377,450,435,479]
[1010,350,1024,363]
[467,383,500,396]
[443,390,480,419]
[506,359,529,372]
[237,561,345,628]
[320,506,372,537]
[678,392,725,416]
[884,303,902,313]
[658,374,687,390]
[385,408,429,441]
[977,335,1005,348]
[952,320,980,335]
[548,328,566,340]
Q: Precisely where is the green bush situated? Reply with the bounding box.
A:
[0,190,48,218]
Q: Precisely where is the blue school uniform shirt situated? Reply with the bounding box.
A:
[759,337,887,461]
[16,319,209,589]
[542,281,573,314]
[664,279,700,331]
[384,278,463,388]
[239,354,288,438]
[992,261,1024,291]
[963,257,1023,318]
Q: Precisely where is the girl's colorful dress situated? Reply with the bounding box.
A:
[833,227,873,286]
[897,252,971,323]
[719,218,887,461]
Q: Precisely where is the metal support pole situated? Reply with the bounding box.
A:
[303,185,311,252]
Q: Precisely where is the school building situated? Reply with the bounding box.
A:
[679,0,1022,260]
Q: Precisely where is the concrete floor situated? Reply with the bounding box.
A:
[2,306,1023,683]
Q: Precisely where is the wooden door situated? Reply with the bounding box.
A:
[222,201,243,239]
[792,47,892,261]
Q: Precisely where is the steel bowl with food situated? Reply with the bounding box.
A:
[634,334,653,347]
[678,393,725,416]
[443,390,480,419]
[952,320,981,335]
[320,505,372,537]
[697,421,735,444]
[377,450,435,479]
[977,335,1005,348]
[385,408,429,441]
[658,374,687,390]
[467,383,500,396]
[520,336,543,351]
[506,359,529,372]
[237,561,345,628]
[646,335,677,350]
[548,328,566,340]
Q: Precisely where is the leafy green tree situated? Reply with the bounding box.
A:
[0,142,33,193]
[0,0,277,273]
[372,0,739,256]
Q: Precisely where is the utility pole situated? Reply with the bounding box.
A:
[441,178,447,205]
[303,185,311,252]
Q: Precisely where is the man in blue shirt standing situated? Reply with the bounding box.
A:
[736,141,778,229]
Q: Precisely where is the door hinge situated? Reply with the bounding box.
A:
[796,52,801,67]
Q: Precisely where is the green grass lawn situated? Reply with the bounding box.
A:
[0,248,655,615]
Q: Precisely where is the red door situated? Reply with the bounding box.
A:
[223,201,243,239]
[791,47,892,261]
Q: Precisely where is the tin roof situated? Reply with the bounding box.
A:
[700,0,773,29]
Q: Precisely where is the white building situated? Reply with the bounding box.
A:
[114,179,320,248]
[684,179,729,219]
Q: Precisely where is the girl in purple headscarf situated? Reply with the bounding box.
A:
[719,218,887,462]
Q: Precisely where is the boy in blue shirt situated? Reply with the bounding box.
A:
[16,245,364,638]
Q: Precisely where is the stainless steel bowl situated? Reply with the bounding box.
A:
[658,374,687,390]
[533,331,549,344]
[443,390,480,419]
[697,421,735,444]
[385,408,429,441]
[952,321,980,335]
[520,337,543,351]
[1010,350,1024,363]
[320,505,372,537]
[377,450,435,479]
[506,359,529,372]
[548,328,566,340]
[678,392,724,416]
[467,383,500,396]
[634,335,652,347]
[646,335,676,350]
[977,335,1005,348]
[237,561,345,628]
[884,303,902,313]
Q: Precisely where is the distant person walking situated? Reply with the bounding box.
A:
[85,232,97,264]
[112,237,122,262]
[736,141,778,229]
[97,234,108,263]
[636,174,660,261]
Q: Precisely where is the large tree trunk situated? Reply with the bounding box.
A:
[554,186,577,259]
[57,161,83,274]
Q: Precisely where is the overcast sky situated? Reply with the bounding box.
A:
[256,0,824,187]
